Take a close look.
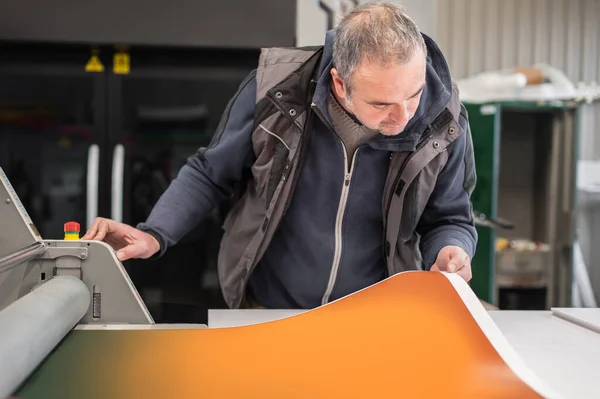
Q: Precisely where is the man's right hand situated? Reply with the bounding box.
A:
[82,218,160,261]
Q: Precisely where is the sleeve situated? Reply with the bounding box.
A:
[136,70,257,257]
[417,105,478,269]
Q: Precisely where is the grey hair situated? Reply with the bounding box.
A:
[333,1,427,94]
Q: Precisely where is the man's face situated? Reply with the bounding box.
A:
[331,47,426,136]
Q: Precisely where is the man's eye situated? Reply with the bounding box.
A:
[373,104,389,110]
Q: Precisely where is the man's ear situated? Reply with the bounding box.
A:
[330,68,348,99]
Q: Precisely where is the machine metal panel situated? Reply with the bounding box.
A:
[25,240,154,324]
[0,168,41,259]
[0,167,44,311]
[0,166,153,324]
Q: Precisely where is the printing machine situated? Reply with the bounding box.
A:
[1,166,600,399]
[0,166,167,397]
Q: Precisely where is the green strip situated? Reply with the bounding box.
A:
[464,102,499,304]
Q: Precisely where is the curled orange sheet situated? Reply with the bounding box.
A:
[17,271,560,398]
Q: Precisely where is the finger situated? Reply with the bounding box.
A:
[82,219,100,240]
[124,233,136,246]
[457,257,472,282]
[435,257,452,272]
[446,255,460,272]
[434,250,452,271]
[447,251,467,273]
[116,243,146,261]
[430,263,441,272]
[447,261,457,272]
[93,221,109,241]
[105,236,127,251]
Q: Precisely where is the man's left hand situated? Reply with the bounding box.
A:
[430,245,472,282]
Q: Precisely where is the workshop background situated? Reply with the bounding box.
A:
[0,0,598,324]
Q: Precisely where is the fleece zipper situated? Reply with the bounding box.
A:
[310,102,362,305]
[321,141,360,305]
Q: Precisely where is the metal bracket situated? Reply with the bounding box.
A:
[40,247,88,261]
[38,247,88,279]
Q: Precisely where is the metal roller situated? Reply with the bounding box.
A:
[0,275,89,399]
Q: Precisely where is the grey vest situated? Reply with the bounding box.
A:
[217,46,475,308]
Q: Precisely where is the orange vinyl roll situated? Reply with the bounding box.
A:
[113,272,556,398]
[16,271,560,399]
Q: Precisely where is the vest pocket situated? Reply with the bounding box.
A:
[399,176,420,242]
[398,152,449,242]
[250,131,277,200]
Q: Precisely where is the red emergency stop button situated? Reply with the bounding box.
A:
[64,221,81,240]
[64,221,80,233]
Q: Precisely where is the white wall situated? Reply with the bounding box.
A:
[435,0,600,156]
[296,0,328,46]
[296,0,439,46]
[361,0,438,37]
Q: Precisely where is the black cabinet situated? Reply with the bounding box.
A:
[0,43,259,323]
[0,48,108,239]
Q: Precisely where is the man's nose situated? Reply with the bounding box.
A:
[390,103,410,125]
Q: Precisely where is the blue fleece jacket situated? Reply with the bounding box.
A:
[138,31,477,309]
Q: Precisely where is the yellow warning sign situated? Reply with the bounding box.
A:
[58,136,71,149]
[85,54,104,72]
[113,52,130,75]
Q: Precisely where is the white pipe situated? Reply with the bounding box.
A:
[571,281,582,308]
[86,144,100,230]
[572,239,598,308]
[0,276,89,398]
[111,144,125,223]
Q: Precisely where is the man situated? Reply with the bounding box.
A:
[84,1,477,310]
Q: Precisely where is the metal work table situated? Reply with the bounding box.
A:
[208,308,600,399]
